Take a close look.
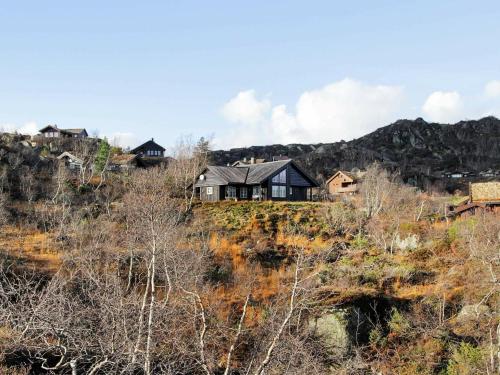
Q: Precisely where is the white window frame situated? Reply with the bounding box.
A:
[272,169,287,184]
[226,186,236,198]
[240,187,247,198]
[206,186,213,195]
[272,185,286,198]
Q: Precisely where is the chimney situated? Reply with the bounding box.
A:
[251,157,255,164]
[151,138,154,141]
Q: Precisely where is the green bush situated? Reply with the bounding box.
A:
[388,307,411,336]
[444,342,485,375]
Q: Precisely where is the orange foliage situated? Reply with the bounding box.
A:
[0,226,62,273]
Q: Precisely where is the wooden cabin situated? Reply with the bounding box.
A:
[57,151,84,170]
[326,170,364,195]
[194,159,318,202]
[131,138,166,157]
[447,181,500,217]
[107,154,140,173]
[39,125,88,138]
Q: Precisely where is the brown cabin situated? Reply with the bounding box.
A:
[326,170,364,195]
[447,181,500,217]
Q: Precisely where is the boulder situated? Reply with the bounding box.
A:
[309,307,367,356]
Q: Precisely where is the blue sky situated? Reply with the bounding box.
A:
[1,1,499,150]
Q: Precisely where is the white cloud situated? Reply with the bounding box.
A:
[217,79,404,148]
[106,132,139,149]
[485,80,500,98]
[0,121,38,136]
[221,90,271,125]
[422,91,463,123]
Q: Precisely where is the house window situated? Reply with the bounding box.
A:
[289,187,293,195]
[252,186,260,198]
[206,187,213,195]
[272,169,287,184]
[240,187,248,198]
[272,185,286,198]
[226,186,236,198]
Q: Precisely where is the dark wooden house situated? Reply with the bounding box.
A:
[131,138,166,157]
[39,125,88,138]
[194,159,319,202]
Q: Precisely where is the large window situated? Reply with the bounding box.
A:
[240,187,247,198]
[272,185,286,198]
[252,186,260,197]
[226,186,236,198]
[272,169,287,184]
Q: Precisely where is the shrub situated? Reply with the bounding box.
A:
[388,307,411,336]
[445,342,485,375]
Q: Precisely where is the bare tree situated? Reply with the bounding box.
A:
[168,136,211,211]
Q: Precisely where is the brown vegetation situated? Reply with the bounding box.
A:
[0,138,498,374]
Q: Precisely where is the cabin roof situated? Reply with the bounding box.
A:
[326,170,359,184]
[64,128,87,134]
[208,165,248,184]
[110,154,138,165]
[131,138,166,153]
[57,151,84,164]
[245,160,291,184]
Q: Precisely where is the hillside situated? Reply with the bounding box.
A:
[210,117,500,190]
[0,134,498,374]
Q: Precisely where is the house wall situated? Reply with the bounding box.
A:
[199,185,221,202]
[289,167,310,186]
[328,174,357,194]
[266,164,313,201]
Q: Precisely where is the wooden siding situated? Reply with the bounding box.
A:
[327,171,358,195]
[289,166,311,187]
[199,185,221,202]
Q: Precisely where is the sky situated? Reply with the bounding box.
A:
[1,1,499,151]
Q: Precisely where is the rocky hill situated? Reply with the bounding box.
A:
[210,117,500,190]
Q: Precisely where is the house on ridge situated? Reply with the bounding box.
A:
[194,159,319,202]
[131,138,166,157]
[39,125,88,138]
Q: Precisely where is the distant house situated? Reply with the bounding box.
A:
[272,155,290,161]
[194,159,319,202]
[232,157,266,166]
[57,151,84,170]
[39,125,88,138]
[326,170,365,195]
[443,171,465,179]
[131,138,166,157]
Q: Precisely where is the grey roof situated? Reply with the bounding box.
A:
[57,151,84,164]
[64,128,87,134]
[208,165,248,184]
[245,160,290,184]
[195,159,319,187]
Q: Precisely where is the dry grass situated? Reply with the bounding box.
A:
[0,226,62,273]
